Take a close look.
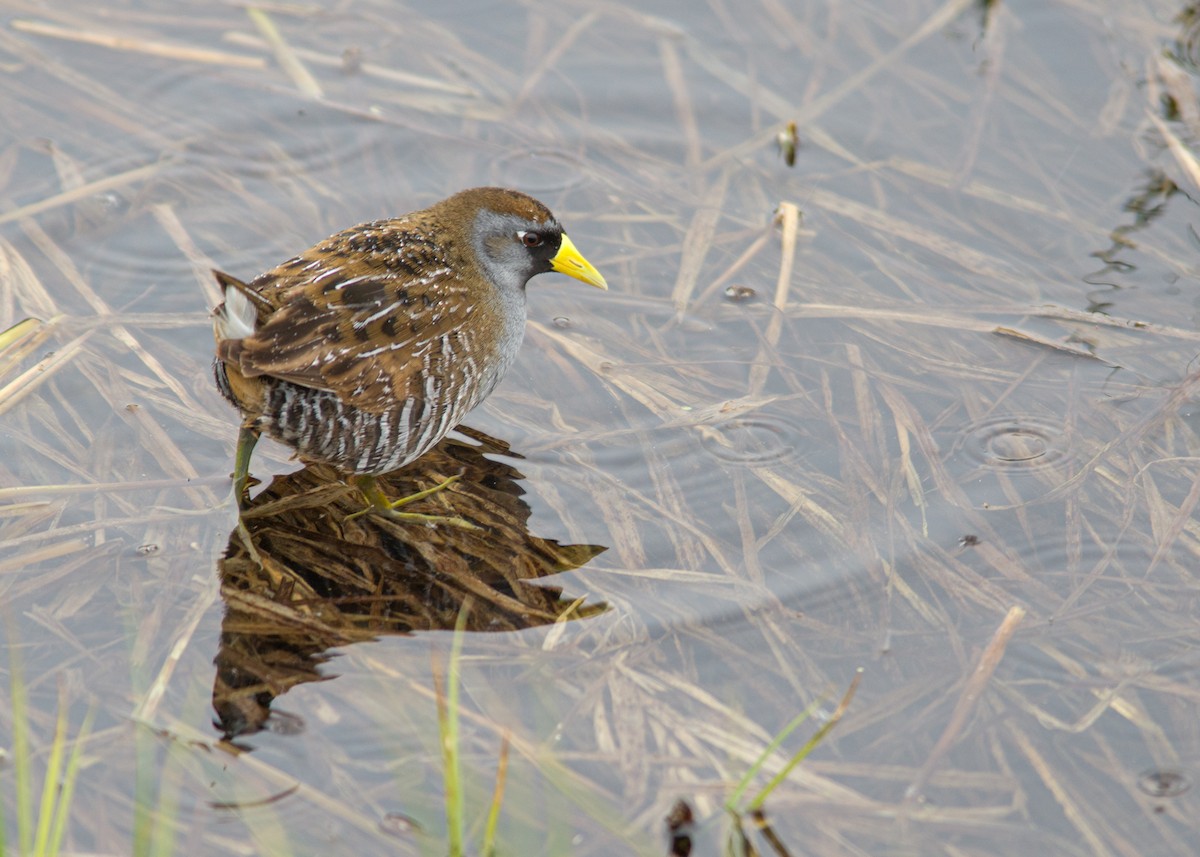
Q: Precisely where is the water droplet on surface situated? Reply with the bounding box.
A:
[379,812,420,837]
[986,429,1046,463]
[1138,769,1191,798]
[93,190,127,215]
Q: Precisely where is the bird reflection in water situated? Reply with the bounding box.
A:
[211,426,606,741]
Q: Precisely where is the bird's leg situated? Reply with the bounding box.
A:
[228,424,265,566]
[232,424,260,509]
[348,474,476,529]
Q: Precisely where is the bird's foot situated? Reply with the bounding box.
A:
[347,474,477,529]
[383,474,462,509]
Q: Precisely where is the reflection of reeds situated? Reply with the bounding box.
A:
[1170,4,1200,72]
[212,432,607,738]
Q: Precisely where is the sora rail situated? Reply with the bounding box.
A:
[212,187,607,521]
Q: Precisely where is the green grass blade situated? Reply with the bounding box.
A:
[47,706,94,857]
[8,641,33,857]
[437,597,472,857]
[480,731,510,856]
[724,701,819,812]
[32,682,70,856]
[745,669,862,812]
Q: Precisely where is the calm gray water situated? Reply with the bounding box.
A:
[2,1,1199,854]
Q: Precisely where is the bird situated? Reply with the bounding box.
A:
[210,186,607,524]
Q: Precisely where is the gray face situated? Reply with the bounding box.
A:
[471,208,564,293]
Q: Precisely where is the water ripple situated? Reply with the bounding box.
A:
[956,415,1071,472]
[700,414,799,466]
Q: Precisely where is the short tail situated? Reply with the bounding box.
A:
[212,270,263,341]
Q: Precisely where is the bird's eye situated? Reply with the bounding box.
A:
[519,231,543,248]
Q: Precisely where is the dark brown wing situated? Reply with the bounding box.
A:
[218,221,485,414]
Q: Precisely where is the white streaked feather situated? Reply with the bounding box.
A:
[215,286,257,341]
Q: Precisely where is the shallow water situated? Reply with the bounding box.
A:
[3,1,1200,854]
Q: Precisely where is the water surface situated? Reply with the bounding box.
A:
[2,1,1199,854]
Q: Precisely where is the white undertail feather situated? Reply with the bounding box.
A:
[215,285,257,341]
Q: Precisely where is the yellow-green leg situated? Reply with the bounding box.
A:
[232,425,260,509]
[230,424,264,566]
[348,474,476,529]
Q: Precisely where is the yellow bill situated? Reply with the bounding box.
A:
[551,233,608,290]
